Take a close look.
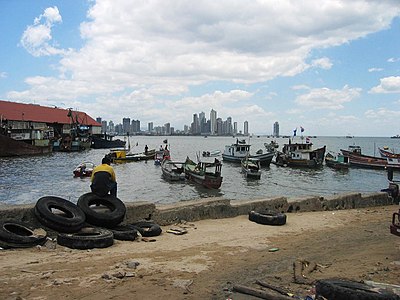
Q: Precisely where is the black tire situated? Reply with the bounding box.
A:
[77,193,126,228]
[248,210,287,225]
[316,279,400,300]
[0,220,47,246]
[110,225,138,241]
[131,221,162,237]
[57,227,114,250]
[34,196,86,233]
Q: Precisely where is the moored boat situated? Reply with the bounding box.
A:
[90,134,126,149]
[325,152,349,170]
[161,159,185,181]
[241,157,261,179]
[73,162,95,178]
[340,146,400,170]
[275,139,326,168]
[202,150,221,157]
[222,139,274,166]
[108,148,156,163]
[184,157,223,189]
[0,133,52,157]
[378,147,400,159]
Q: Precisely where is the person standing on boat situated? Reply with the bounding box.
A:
[144,145,148,155]
[90,156,117,197]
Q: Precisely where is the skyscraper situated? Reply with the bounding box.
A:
[273,121,280,137]
[244,121,249,136]
[210,109,217,135]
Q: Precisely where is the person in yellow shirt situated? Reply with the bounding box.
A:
[90,156,117,197]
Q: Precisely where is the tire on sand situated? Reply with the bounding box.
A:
[57,227,114,250]
[77,193,126,228]
[0,220,47,248]
[248,210,287,225]
[131,221,162,237]
[316,278,400,300]
[110,225,138,241]
[34,196,86,233]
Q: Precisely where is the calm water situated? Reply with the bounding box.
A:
[0,136,398,206]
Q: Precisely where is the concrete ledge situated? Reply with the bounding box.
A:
[0,192,394,229]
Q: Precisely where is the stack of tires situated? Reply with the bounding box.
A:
[34,194,126,250]
[33,193,163,250]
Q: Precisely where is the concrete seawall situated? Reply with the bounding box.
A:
[0,192,395,227]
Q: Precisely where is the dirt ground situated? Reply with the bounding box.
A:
[1,205,400,300]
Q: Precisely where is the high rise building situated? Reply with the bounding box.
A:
[273,121,279,137]
[122,118,131,135]
[244,121,249,135]
[210,109,217,135]
[108,121,115,133]
[101,121,107,133]
[233,122,237,135]
[191,113,200,134]
[148,122,153,132]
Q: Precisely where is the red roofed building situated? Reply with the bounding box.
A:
[0,100,101,138]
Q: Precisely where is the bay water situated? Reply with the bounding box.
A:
[0,136,398,206]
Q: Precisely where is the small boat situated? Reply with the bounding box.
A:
[202,150,221,157]
[73,162,95,177]
[108,148,156,163]
[264,140,279,152]
[222,139,274,166]
[90,134,126,149]
[154,150,165,165]
[241,157,261,179]
[325,152,349,170]
[274,139,326,168]
[0,134,52,157]
[378,147,400,159]
[161,159,185,181]
[340,145,400,170]
[184,157,223,189]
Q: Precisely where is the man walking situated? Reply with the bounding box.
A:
[90,156,117,197]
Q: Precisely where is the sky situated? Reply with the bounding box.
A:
[1,0,400,137]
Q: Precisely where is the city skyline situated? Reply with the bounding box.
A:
[1,2,400,136]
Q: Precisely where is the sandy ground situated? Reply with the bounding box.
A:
[1,205,400,300]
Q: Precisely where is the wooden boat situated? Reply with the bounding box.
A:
[274,140,326,168]
[90,134,126,149]
[161,159,185,181]
[340,146,400,170]
[0,134,52,157]
[73,162,95,177]
[202,150,221,157]
[378,147,400,159]
[222,139,274,166]
[264,141,279,152]
[184,157,223,189]
[108,148,156,163]
[241,157,261,179]
[325,152,349,170]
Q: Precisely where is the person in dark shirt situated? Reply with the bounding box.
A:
[90,156,117,197]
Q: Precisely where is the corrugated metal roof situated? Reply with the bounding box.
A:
[0,100,100,126]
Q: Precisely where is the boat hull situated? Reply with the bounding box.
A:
[0,135,52,157]
[161,160,185,181]
[341,149,400,170]
[90,136,126,149]
[222,152,274,166]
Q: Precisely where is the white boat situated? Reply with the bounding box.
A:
[161,159,185,181]
[222,139,274,166]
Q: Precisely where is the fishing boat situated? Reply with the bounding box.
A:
[222,139,274,166]
[325,152,349,170]
[241,157,261,179]
[202,150,221,157]
[161,159,185,181]
[184,157,223,189]
[73,162,95,178]
[340,146,400,170]
[378,147,400,159]
[90,134,126,149]
[0,133,52,157]
[108,148,156,163]
[274,139,326,168]
[264,140,279,152]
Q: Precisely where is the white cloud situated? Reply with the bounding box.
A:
[388,57,400,63]
[311,58,332,70]
[295,85,361,110]
[368,68,383,72]
[0,72,7,79]
[370,76,400,93]
[20,6,67,57]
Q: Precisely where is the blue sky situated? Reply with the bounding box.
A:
[1,0,400,136]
